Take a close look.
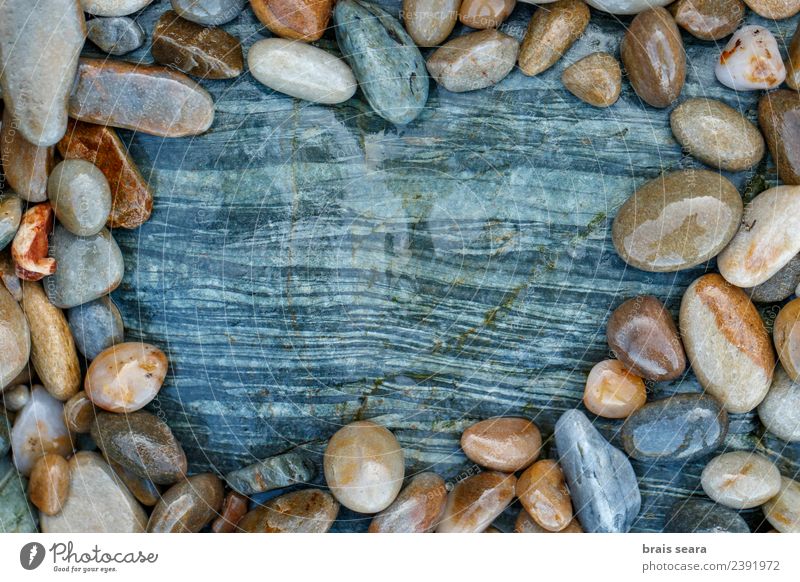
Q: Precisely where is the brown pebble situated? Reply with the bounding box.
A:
[109,460,161,506]
[0,108,54,203]
[436,471,516,533]
[458,0,516,29]
[461,417,542,472]
[249,0,332,41]
[147,473,224,533]
[238,489,339,533]
[515,508,583,533]
[670,0,744,41]
[583,359,647,419]
[562,52,621,108]
[758,90,800,186]
[368,472,447,533]
[518,0,590,77]
[63,391,95,433]
[211,491,250,533]
[744,0,800,19]
[786,22,800,90]
[775,298,800,381]
[516,460,573,532]
[29,453,70,516]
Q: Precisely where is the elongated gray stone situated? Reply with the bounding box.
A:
[224,451,316,495]
[171,0,246,24]
[86,16,145,56]
[0,456,37,533]
[333,0,428,125]
[0,0,86,146]
[554,409,641,533]
[664,498,749,533]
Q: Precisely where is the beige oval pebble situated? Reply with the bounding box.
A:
[718,186,800,288]
[763,477,800,533]
[81,0,154,16]
[369,472,447,533]
[324,420,404,513]
[744,0,800,19]
[436,471,516,533]
[63,391,96,433]
[518,0,590,77]
[461,417,541,472]
[11,386,72,476]
[680,273,775,413]
[758,365,800,442]
[583,359,647,419]
[515,508,583,532]
[29,453,70,516]
[670,98,764,172]
[85,342,168,413]
[402,0,460,47]
[458,0,515,29]
[0,284,30,389]
[562,52,622,108]
[516,459,573,532]
[248,38,356,105]
[775,298,800,381]
[701,451,781,509]
[426,30,518,93]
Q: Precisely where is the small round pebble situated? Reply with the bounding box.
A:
[147,473,224,533]
[436,471,516,533]
[63,391,96,434]
[762,477,800,533]
[716,25,786,91]
[561,52,622,108]
[368,472,447,533]
[171,0,246,25]
[47,160,112,237]
[2,384,30,412]
[67,296,125,361]
[516,459,573,532]
[85,342,167,413]
[29,453,70,516]
[758,366,800,442]
[460,417,541,472]
[583,360,647,419]
[701,451,781,509]
[86,16,145,56]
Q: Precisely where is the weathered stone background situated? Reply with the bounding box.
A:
[102,0,800,531]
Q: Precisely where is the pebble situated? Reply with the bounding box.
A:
[561,52,622,108]
[612,170,742,273]
[57,119,153,229]
[461,417,541,472]
[68,58,215,138]
[0,1,86,147]
[67,296,125,361]
[515,509,583,533]
[20,281,81,401]
[744,255,800,303]
[0,108,54,202]
[63,391,96,434]
[81,0,154,16]
[762,477,800,533]
[85,342,167,413]
[607,295,686,382]
[368,472,447,533]
[518,0,590,77]
[86,16,145,55]
[436,471,516,533]
[48,160,112,237]
[247,38,356,104]
[109,460,161,506]
[583,359,647,419]
[716,26,786,91]
[0,195,22,250]
[172,0,246,25]
[458,0,515,29]
[701,451,781,509]
[12,203,56,281]
[225,451,316,495]
[670,98,764,172]
[758,90,800,186]
[91,410,188,484]
[324,420,404,513]
[238,489,339,532]
[775,299,800,381]
[759,366,800,442]
[2,384,30,412]
[554,409,640,533]
[402,0,460,47]
[334,0,428,125]
[670,0,744,41]
[250,0,332,41]
[718,186,800,288]
[664,498,749,533]
[0,283,29,389]
[743,0,800,19]
[426,30,518,93]
[29,453,70,516]
[0,251,22,301]
[786,22,800,90]
[0,456,37,532]
[148,473,224,532]
[11,386,72,476]
[680,274,774,413]
[152,11,244,79]
[516,459,573,532]
[620,7,686,108]
[211,491,249,532]
[40,451,147,532]
[44,225,125,309]
[585,0,670,14]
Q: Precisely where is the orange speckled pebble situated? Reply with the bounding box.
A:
[436,471,516,533]
[29,453,70,516]
[583,360,647,419]
[515,508,583,533]
[85,342,168,413]
[516,459,574,531]
[461,417,541,472]
[369,472,447,533]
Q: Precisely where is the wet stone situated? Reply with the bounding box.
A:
[250,0,333,42]
[607,295,686,382]
[85,342,167,413]
[775,299,800,381]
[211,491,249,532]
[743,0,800,19]
[458,0,515,29]
[333,0,428,125]
[45,225,124,309]
[48,160,112,237]
[515,509,583,533]
[758,91,800,186]
[516,459,573,532]
[612,170,742,273]
[0,108,54,202]
[0,252,22,301]
[460,417,541,472]
[0,456,37,532]
[786,21,800,90]
[152,11,244,80]
[369,472,447,533]
[554,410,640,533]
[583,359,647,419]
[561,52,622,108]
[0,195,22,250]
[172,0,247,25]
[225,451,316,495]
[744,255,800,304]
[86,16,145,55]
[63,391,96,434]
[670,0,744,41]
[11,386,72,476]
[81,0,155,16]
[29,453,70,516]
[762,477,800,533]
[2,384,29,412]
[109,460,161,506]
[664,498,749,533]
[67,296,125,361]
[436,471,516,533]
[0,279,29,389]
[585,0,670,14]
[716,26,785,91]
[91,410,188,485]
[701,451,781,509]
[238,489,339,533]
[518,0,590,77]
[402,0,460,47]
[758,366,800,442]
[426,30,518,93]
[148,473,224,532]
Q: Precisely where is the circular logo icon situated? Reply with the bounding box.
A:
[19,542,45,570]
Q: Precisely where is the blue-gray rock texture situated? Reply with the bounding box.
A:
[80,1,800,531]
[664,499,750,533]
